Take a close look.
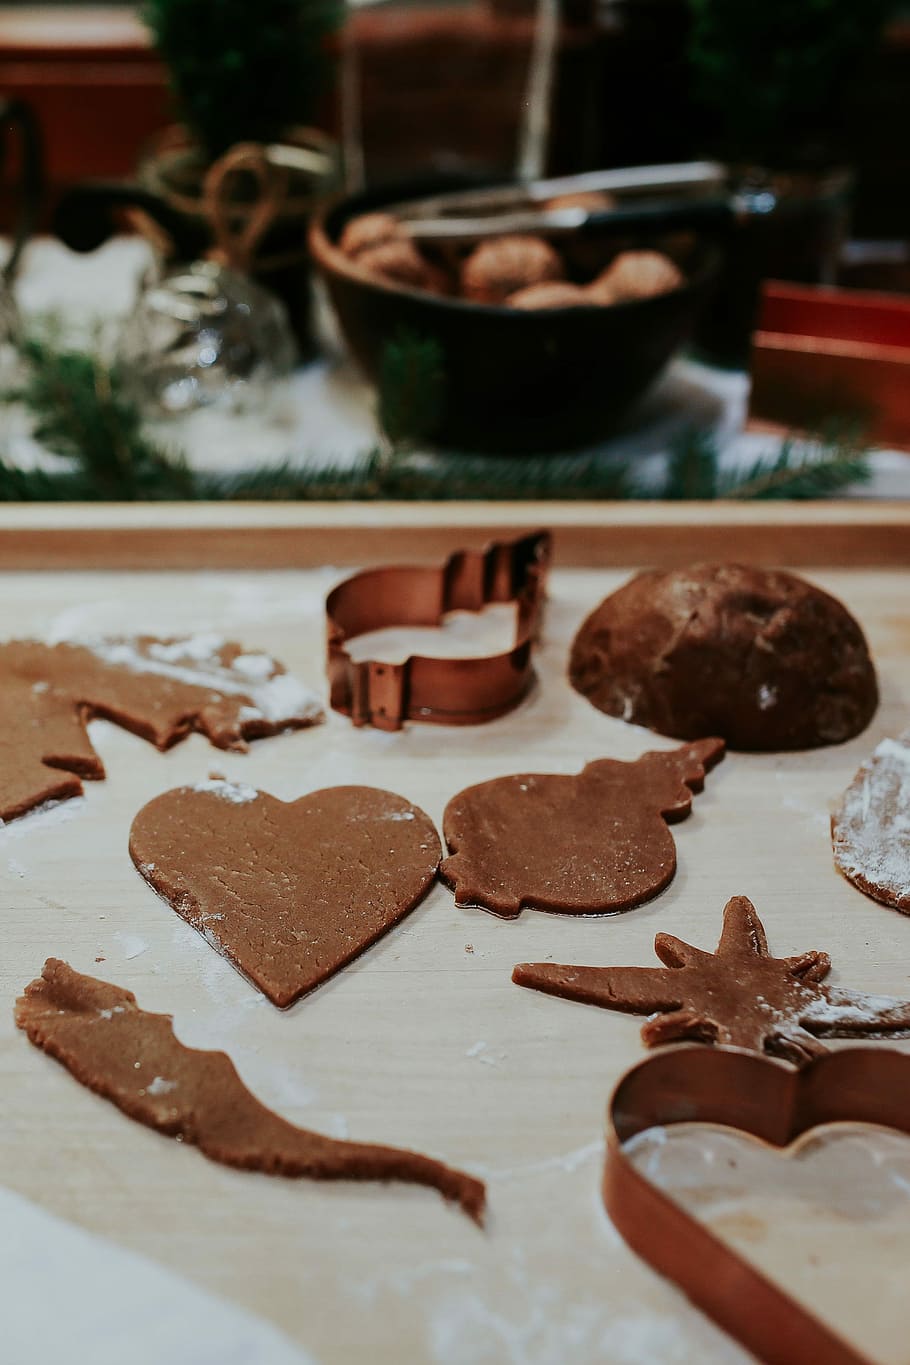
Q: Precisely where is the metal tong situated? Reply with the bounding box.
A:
[388,160,770,244]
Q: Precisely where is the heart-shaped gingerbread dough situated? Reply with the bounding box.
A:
[130,781,441,1007]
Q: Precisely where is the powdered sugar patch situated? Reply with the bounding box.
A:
[0,796,88,839]
[114,931,149,961]
[192,778,259,804]
[146,1076,177,1096]
[833,729,910,908]
[82,635,323,726]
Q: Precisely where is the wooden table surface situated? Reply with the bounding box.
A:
[1,504,909,1365]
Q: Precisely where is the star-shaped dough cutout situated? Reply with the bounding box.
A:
[513,895,910,1065]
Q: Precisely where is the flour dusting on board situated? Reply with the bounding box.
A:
[114,931,149,961]
[0,797,87,839]
[833,730,910,909]
[82,635,324,725]
[801,989,910,1029]
[146,1075,177,1096]
[192,778,259,804]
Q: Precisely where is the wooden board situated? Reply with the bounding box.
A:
[1,504,909,1365]
[0,500,907,569]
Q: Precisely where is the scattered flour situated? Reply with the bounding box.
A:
[146,1076,177,1096]
[0,797,87,839]
[833,729,910,907]
[231,653,276,682]
[114,931,149,961]
[757,683,778,711]
[801,988,910,1029]
[82,635,323,726]
[192,778,259,805]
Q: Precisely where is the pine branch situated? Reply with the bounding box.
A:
[377,329,447,451]
[195,451,385,501]
[4,325,872,505]
[662,430,719,500]
[379,450,636,501]
[11,338,197,501]
[656,428,871,501]
[196,446,635,501]
[0,460,104,503]
[717,439,871,500]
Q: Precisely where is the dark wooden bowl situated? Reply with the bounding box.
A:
[310,184,720,454]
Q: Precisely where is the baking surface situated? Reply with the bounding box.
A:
[1,555,909,1365]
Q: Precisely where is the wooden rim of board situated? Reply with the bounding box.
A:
[0,502,905,570]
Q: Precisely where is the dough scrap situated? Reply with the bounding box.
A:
[514,894,910,1065]
[832,729,910,911]
[130,783,442,1007]
[569,563,878,751]
[16,959,484,1222]
[440,738,723,918]
[0,636,323,823]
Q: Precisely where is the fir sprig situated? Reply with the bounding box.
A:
[377,328,448,452]
[716,438,871,500]
[663,431,719,500]
[0,462,101,503]
[1,329,872,503]
[662,428,871,501]
[9,339,196,500]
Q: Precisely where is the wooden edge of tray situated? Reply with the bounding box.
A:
[0,501,905,570]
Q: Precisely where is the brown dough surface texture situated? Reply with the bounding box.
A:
[0,636,323,823]
[461,234,564,304]
[130,782,442,1007]
[514,895,910,1065]
[569,562,878,751]
[17,959,484,1222]
[591,249,683,303]
[440,738,723,918]
[832,729,910,911]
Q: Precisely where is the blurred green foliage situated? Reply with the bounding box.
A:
[143,0,342,159]
[688,0,899,166]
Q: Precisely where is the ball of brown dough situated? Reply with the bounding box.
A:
[591,249,684,304]
[339,212,402,258]
[569,563,878,751]
[507,282,593,310]
[461,235,564,305]
[353,239,445,294]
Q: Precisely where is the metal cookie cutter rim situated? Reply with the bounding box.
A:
[326,529,550,731]
[604,1044,910,1365]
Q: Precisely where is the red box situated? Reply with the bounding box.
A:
[750,281,910,449]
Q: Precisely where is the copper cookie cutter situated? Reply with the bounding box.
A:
[605,1044,910,1365]
[326,530,550,730]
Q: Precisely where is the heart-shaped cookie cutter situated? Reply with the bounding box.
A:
[605,1045,910,1365]
[326,529,550,730]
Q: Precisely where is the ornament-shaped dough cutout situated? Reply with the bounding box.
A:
[441,738,723,917]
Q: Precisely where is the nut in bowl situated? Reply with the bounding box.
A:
[309,182,720,454]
